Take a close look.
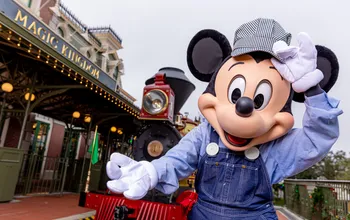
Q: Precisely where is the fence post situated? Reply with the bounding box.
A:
[60,117,75,196]
[283,184,286,207]
[284,179,350,219]
[24,153,37,194]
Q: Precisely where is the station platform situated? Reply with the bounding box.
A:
[0,193,292,220]
[0,193,95,220]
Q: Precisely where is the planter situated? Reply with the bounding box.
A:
[0,147,24,202]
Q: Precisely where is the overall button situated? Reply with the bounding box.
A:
[244,146,260,160]
[206,143,219,156]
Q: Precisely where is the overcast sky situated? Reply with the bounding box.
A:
[62,0,349,153]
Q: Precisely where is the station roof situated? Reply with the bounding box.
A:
[0,0,140,135]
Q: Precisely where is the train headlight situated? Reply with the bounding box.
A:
[142,89,168,115]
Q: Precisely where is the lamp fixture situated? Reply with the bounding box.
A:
[24,92,35,101]
[84,115,91,123]
[1,82,13,93]
[111,126,117,132]
[72,111,80,119]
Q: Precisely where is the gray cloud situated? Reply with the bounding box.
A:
[62,0,349,153]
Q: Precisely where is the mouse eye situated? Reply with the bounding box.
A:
[254,81,272,110]
[228,76,245,104]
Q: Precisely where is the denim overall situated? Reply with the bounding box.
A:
[188,129,278,220]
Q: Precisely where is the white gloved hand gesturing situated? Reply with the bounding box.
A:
[271,32,324,93]
[106,153,158,200]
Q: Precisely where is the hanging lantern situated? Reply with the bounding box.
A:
[1,82,13,93]
[24,92,35,101]
[111,126,117,132]
[84,115,91,123]
[72,111,80,118]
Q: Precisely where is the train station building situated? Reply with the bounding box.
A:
[0,0,140,196]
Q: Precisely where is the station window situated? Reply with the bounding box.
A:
[70,37,82,50]
[30,121,50,155]
[113,66,118,80]
[19,0,32,7]
[61,130,80,160]
[108,54,116,60]
[58,27,64,38]
[96,52,103,68]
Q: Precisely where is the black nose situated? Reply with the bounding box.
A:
[235,97,254,117]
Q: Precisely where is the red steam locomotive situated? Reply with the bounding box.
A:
[79,67,199,219]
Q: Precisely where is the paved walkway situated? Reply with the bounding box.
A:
[277,210,289,220]
[0,193,293,220]
[0,193,94,220]
[276,206,303,220]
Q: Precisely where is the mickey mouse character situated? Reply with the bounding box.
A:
[106,18,343,219]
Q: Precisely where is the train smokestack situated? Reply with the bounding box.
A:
[145,67,195,114]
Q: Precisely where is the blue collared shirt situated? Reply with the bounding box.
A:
[151,92,343,194]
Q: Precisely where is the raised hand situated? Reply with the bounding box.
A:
[271,32,324,93]
[106,153,158,200]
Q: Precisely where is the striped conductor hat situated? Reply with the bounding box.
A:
[231,18,292,61]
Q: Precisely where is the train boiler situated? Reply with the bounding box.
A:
[79,67,199,220]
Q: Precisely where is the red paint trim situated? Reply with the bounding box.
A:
[83,191,198,220]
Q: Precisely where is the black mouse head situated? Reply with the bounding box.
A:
[186,19,339,152]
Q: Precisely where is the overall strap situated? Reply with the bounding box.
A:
[196,126,219,178]
[210,127,220,143]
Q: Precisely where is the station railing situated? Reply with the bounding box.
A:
[15,154,88,196]
[58,2,87,33]
[58,2,102,47]
[284,179,350,220]
[88,26,123,44]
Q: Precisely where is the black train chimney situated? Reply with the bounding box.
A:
[145,67,195,114]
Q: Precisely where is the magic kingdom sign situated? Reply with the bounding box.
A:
[0,0,117,90]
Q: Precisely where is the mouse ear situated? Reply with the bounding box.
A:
[187,29,232,82]
[293,45,339,103]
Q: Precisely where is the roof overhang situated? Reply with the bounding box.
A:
[0,0,138,112]
[0,0,141,135]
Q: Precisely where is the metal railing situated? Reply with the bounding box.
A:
[87,30,102,47]
[284,179,350,220]
[58,2,87,33]
[15,154,88,195]
[58,2,102,47]
[88,26,123,44]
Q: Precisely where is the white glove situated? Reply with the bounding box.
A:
[106,153,158,200]
[271,32,324,93]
